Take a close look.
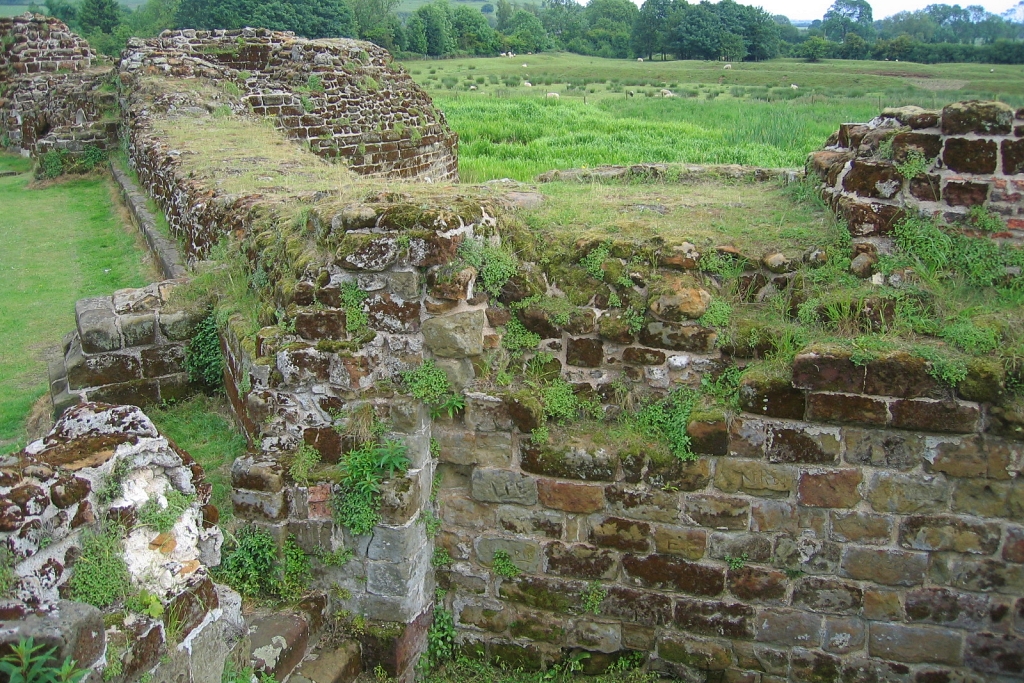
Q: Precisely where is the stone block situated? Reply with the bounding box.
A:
[728,415,767,458]
[601,586,673,626]
[366,293,420,334]
[646,455,712,490]
[965,633,1024,676]
[673,597,755,639]
[422,310,484,357]
[622,347,666,365]
[765,424,840,464]
[638,321,716,352]
[823,617,866,654]
[923,434,1015,480]
[545,542,617,580]
[951,478,1022,518]
[232,488,287,521]
[657,633,732,670]
[0,601,105,669]
[863,590,904,621]
[792,348,864,393]
[590,517,651,552]
[682,494,749,530]
[521,440,617,481]
[898,515,1001,554]
[708,533,772,563]
[798,469,862,508]
[841,547,928,586]
[159,308,204,341]
[652,525,706,559]
[943,137,998,174]
[789,648,841,683]
[76,297,121,353]
[866,471,949,514]
[941,100,1014,135]
[687,419,729,456]
[140,344,185,378]
[830,511,893,545]
[944,180,989,207]
[737,374,806,420]
[1003,138,1024,175]
[842,159,902,199]
[458,601,511,633]
[714,459,795,499]
[622,553,725,596]
[389,270,421,300]
[905,587,990,630]
[568,620,621,653]
[863,352,942,398]
[232,457,285,493]
[497,506,563,539]
[750,500,797,534]
[249,613,311,679]
[538,479,605,513]
[792,576,863,614]
[476,536,543,573]
[498,575,585,612]
[806,392,888,426]
[754,610,821,647]
[868,623,963,666]
[1004,525,1024,563]
[471,468,537,505]
[293,641,361,683]
[726,566,787,603]
[932,554,1024,595]
[435,427,512,467]
[367,522,428,562]
[566,337,603,367]
[295,309,346,340]
[119,312,156,347]
[66,349,142,390]
[463,392,511,432]
[844,428,922,469]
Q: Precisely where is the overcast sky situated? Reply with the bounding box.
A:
[700,0,1021,22]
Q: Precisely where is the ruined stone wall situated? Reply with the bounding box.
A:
[0,14,116,156]
[0,403,242,683]
[809,101,1024,241]
[48,281,205,418]
[121,28,458,182]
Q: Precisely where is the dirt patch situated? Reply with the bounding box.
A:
[905,78,969,91]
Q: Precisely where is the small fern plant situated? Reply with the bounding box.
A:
[0,638,86,683]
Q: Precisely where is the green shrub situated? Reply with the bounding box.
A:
[67,526,130,608]
[0,547,16,598]
[501,317,541,355]
[96,456,133,504]
[581,581,607,614]
[401,360,463,417]
[629,387,699,461]
[491,550,520,578]
[457,239,518,297]
[184,313,224,390]
[41,150,66,179]
[289,443,322,485]
[216,525,279,599]
[340,282,370,335]
[280,536,312,602]
[421,595,455,673]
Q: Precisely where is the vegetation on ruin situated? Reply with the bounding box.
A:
[331,439,411,535]
[136,490,197,534]
[66,525,131,608]
[184,313,226,391]
[216,526,313,602]
[148,396,247,522]
[0,153,148,454]
[0,637,87,683]
[424,653,655,683]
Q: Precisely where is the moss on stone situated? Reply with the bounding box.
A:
[959,356,1005,404]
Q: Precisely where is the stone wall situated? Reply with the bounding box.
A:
[0,402,243,683]
[49,281,204,418]
[808,101,1024,241]
[0,14,116,157]
[121,28,458,182]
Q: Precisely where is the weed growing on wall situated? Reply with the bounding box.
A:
[401,360,464,418]
[420,590,455,674]
[288,443,322,486]
[581,581,607,614]
[67,526,130,608]
[340,282,370,336]
[331,440,410,535]
[501,317,541,355]
[280,536,313,602]
[0,638,86,683]
[216,525,279,599]
[491,550,520,579]
[457,238,518,297]
[628,387,699,461]
[0,547,16,598]
[431,548,452,567]
[184,313,224,391]
[137,490,196,534]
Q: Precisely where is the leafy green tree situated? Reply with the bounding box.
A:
[719,30,745,60]
[175,0,355,38]
[404,13,428,53]
[44,0,78,27]
[495,0,512,32]
[506,9,547,52]
[415,2,454,56]
[821,0,873,41]
[670,2,722,60]
[581,0,637,58]
[351,0,400,42]
[450,5,498,54]
[78,0,122,34]
[798,34,830,61]
[631,0,671,59]
[541,0,585,50]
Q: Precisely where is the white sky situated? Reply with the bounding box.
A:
[666,1,1021,22]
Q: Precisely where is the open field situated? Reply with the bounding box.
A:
[0,154,150,454]
[0,5,30,17]
[401,53,1024,181]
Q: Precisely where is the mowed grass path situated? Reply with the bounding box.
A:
[0,155,149,453]
[403,54,1024,181]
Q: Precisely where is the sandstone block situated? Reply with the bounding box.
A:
[652,525,706,559]
[943,137,998,174]
[823,617,866,654]
[841,547,928,586]
[941,100,1014,135]
[683,494,750,530]
[476,536,543,574]
[471,468,537,505]
[537,479,605,513]
[765,425,840,464]
[792,348,864,393]
[422,310,484,357]
[868,623,963,665]
[754,610,821,647]
[944,179,990,207]
[830,511,893,545]
[792,576,863,614]
[798,469,862,508]
[497,506,563,539]
[590,517,652,552]
[867,471,949,514]
[726,566,787,603]
[905,587,990,630]
[737,375,806,420]
[638,321,716,352]
[544,541,617,580]
[76,297,120,353]
[924,434,1015,480]
[1003,138,1024,175]
[458,602,511,633]
[806,392,887,426]
[622,553,725,596]
[789,648,841,683]
[601,586,673,627]
[863,590,904,621]
[843,428,922,470]
[898,515,1001,554]
[708,532,772,563]
[673,597,755,640]
[649,276,711,321]
[657,633,732,669]
[715,459,795,499]
[965,632,1024,676]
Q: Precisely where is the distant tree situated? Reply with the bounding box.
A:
[719,30,746,61]
[351,0,400,42]
[404,13,427,52]
[581,0,637,58]
[415,1,454,56]
[670,2,722,60]
[505,9,547,52]
[837,31,868,59]
[821,0,873,41]
[631,0,671,59]
[175,0,356,38]
[742,6,780,60]
[78,0,122,34]
[450,4,498,54]
[540,0,584,50]
[44,0,78,26]
[799,35,830,61]
[481,3,493,13]
[495,0,512,32]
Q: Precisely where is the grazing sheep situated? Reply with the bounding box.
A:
[523,81,532,87]
[546,92,559,99]
[723,64,732,69]
[791,84,799,89]
[637,57,644,62]
[628,90,634,97]
[469,85,477,90]
[522,63,528,67]
[660,89,674,97]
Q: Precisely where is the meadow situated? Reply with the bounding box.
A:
[0,5,30,17]
[0,155,150,454]
[401,53,1024,181]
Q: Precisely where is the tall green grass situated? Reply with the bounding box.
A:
[440,96,885,182]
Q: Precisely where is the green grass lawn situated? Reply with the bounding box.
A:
[0,5,31,17]
[148,396,248,525]
[0,155,149,454]
[401,53,1024,181]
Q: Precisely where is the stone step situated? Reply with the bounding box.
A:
[291,641,361,683]
[249,613,311,681]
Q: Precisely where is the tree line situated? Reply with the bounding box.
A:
[26,0,1024,65]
